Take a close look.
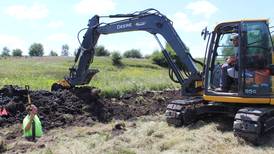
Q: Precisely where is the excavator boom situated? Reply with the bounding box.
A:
[53,9,202,95]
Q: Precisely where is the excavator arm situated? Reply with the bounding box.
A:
[52,9,203,95]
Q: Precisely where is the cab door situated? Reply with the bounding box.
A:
[241,21,273,99]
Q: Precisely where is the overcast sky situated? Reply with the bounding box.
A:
[0,0,273,57]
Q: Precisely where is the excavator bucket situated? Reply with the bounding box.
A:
[51,79,71,91]
[51,68,99,91]
[81,68,99,85]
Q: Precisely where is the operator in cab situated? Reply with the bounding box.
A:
[22,104,43,141]
[217,34,239,92]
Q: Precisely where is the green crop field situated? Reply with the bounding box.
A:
[0,56,180,97]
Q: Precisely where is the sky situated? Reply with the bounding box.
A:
[0,0,274,57]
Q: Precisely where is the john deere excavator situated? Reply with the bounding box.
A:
[52,8,274,144]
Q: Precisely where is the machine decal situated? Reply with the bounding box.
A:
[135,22,146,26]
[117,23,132,29]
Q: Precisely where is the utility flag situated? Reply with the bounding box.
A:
[0,107,8,116]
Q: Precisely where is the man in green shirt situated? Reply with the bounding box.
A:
[22,105,43,140]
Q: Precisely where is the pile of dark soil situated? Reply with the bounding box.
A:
[0,85,181,130]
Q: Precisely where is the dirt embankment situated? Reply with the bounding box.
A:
[0,85,183,153]
[0,85,181,130]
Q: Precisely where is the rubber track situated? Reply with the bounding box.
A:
[233,107,274,144]
[165,98,203,127]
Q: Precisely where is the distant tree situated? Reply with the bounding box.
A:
[221,36,235,57]
[29,43,44,56]
[95,45,110,56]
[150,50,166,67]
[150,43,186,69]
[123,49,142,58]
[61,44,69,56]
[2,47,11,57]
[166,43,188,69]
[111,51,123,66]
[144,54,151,59]
[49,50,58,56]
[12,48,23,57]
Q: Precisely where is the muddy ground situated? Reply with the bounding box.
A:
[0,85,181,130]
[0,85,183,153]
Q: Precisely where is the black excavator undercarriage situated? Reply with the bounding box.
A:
[166,98,274,144]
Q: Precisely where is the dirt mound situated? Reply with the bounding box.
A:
[0,85,180,130]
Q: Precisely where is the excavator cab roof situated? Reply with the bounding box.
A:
[214,19,269,31]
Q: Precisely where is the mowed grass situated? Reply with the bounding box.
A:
[0,56,179,97]
[29,116,274,154]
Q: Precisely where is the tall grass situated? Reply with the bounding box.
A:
[0,57,179,97]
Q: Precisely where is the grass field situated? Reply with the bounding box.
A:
[0,56,179,97]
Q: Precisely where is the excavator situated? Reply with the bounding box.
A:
[51,8,274,144]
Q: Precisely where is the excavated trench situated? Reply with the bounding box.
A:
[0,85,181,130]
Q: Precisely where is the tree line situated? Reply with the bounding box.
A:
[95,45,143,58]
[1,43,70,57]
[1,43,145,58]
[1,42,187,68]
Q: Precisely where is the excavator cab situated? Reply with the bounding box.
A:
[204,20,273,98]
[167,19,274,144]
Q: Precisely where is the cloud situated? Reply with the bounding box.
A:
[47,21,64,28]
[99,32,159,55]
[185,40,208,58]
[0,34,26,50]
[172,12,208,32]
[186,0,218,18]
[74,0,115,15]
[45,33,78,56]
[5,3,48,20]
[47,33,72,42]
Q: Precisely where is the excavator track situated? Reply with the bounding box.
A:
[233,107,274,144]
[166,99,274,144]
[165,97,204,127]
